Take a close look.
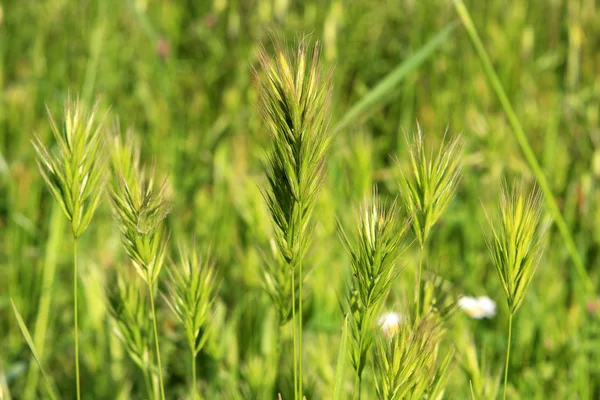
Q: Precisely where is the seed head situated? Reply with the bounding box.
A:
[397,126,462,247]
[109,131,170,284]
[33,97,107,239]
[484,182,546,314]
[164,244,218,356]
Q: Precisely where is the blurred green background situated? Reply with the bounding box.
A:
[1,0,600,398]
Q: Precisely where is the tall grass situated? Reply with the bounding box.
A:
[255,37,332,400]
[32,98,107,400]
[2,1,600,399]
[110,131,170,400]
[484,183,546,399]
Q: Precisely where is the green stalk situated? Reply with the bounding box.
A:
[452,0,594,295]
[148,280,166,400]
[191,349,197,400]
[143,367,154,400]
[298,257,303,400]
[24,204,64,399]
[503,313,513,400]
[353,372,362,400]
[291,269,298,399]
[353,313,368,400]
[74,237,81,400]
[415,245,424,319]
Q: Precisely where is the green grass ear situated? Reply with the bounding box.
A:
[484,182,546,314]
[397,127,463,247]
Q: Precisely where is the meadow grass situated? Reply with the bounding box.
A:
[1,1,600,399]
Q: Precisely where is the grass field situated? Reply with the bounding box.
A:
[1,0,600,399]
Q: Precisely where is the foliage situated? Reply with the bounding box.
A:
[2,1,600,399]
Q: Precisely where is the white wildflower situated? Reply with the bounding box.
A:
[377,312,403,337]
[458,296,496,319]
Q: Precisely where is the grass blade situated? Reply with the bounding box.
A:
[452,0,594,296]
[0,361,13,400]
[333,314,350,400]
[24,203,65,399]
[334,21,458,133]
[10,299,58,400]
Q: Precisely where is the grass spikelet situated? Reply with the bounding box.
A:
[32,97,107,239]
[338,191,409,399]
[372,314,453,400]
[164,244,218,399]
[108,275,154,398]
[109,132,170,286]
[255,36,333,400]
[397,126,462,248]
[109,130,170,400]
[483,182,545,399]
[32,96,108,400]
[397,126,462,318]
[484,183,545,315]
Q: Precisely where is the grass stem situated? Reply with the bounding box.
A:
[148,280,166,400]
[353,314,368,400]
[191,349,197,400]
[74,237,81,400]
[298,257,303,400]
[503,313,513,400]
[353,372,362,400]
[415,245,424,319]
[292,269,298,399]
[143,368,154,400]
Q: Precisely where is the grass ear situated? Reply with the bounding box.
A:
[484,182,545,315]
[108,128,170,400]
[255,36,333,399]
[339,190,410,399]
[397,127,463,248]
[483,182,546,400]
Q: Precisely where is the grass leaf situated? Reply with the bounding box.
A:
[332,314,350,400]
[334,21,458,133]
[10,299,58,400]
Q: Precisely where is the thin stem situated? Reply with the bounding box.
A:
[353,372,362,400]
[415,244,424,319]
[143,367,154,400]
[148,280,166,400]
[353,312,368,400]
[291,268,298,400]
[191,349,197,400]
[503,313,513,400]
[452,0,594,296]
[73,237,81,400]
[298,256,304,400]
